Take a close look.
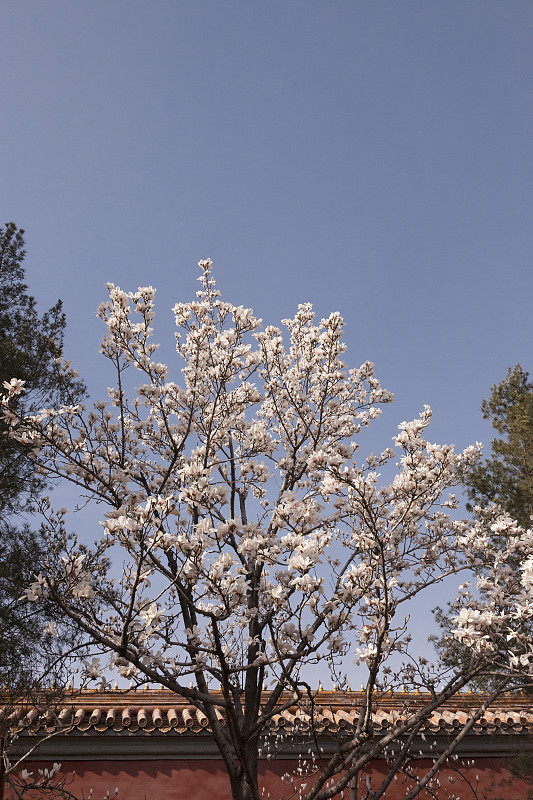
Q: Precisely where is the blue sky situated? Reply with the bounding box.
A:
[2,0,532,680]
[2,1,532,456]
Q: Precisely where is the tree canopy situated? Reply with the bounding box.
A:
[465,364,533,529]
[0,222,85,690]
[3,260,533,800]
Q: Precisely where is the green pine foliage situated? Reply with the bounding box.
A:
[0,222,85,689]
[465,364,533,529]
[0,523,47,689]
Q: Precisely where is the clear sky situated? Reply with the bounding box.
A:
[2,0,532,449]
[1,2,532,665]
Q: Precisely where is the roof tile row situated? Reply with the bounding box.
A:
[2,691,532,737]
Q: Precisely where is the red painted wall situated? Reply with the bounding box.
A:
[12,757,533,799]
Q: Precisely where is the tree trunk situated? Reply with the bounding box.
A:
[227,739,260,800]
[229,772,260,800]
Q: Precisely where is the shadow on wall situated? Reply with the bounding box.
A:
[14,757,533,800]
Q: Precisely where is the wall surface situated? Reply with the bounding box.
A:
[13,756,533,800]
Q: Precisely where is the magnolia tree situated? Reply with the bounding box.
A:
[3,261,533,800]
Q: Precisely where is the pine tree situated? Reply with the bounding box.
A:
[465,364,533,528]
[0,222,85,688]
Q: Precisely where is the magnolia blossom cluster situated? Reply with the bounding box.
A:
[3,259,533,705]
[449,509,533,669]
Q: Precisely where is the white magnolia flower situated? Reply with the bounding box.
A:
[82,657,102,681]
[44,621,58,637]
[140,603,165,631]
[24,574,48,602]
[2,377,25,395]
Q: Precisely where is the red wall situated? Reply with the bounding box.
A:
[13,757,533,799]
